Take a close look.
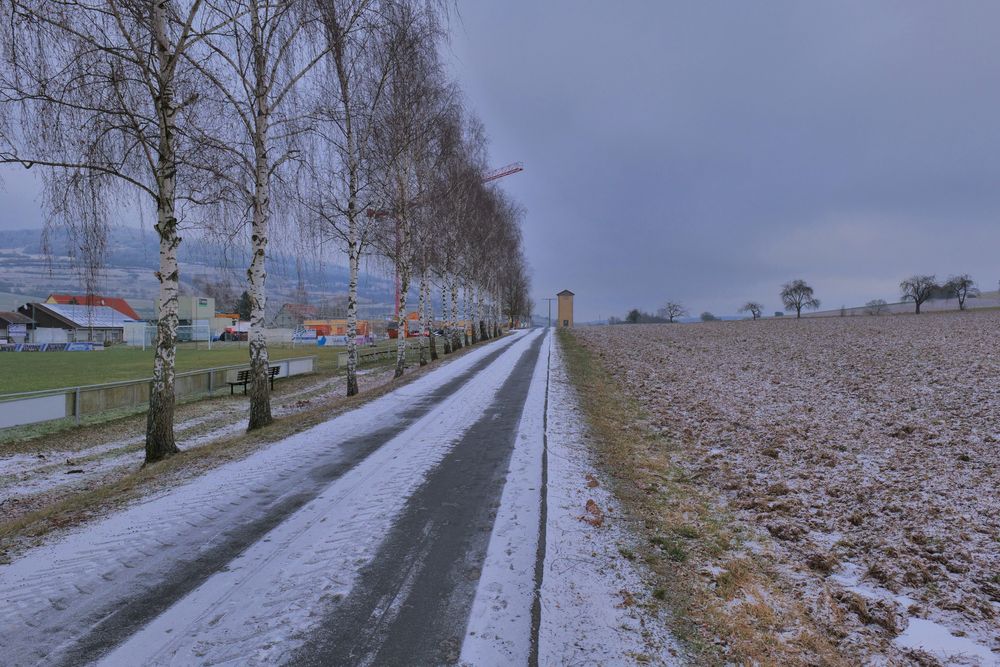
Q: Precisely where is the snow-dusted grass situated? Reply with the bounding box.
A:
[538,333,681,664]
[573,311,1000,665]
[0,344,351,394]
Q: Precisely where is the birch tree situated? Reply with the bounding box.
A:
[0,0,218,462]
[371,0,444,378]
[188,0,327,429]
[310,0,394,396]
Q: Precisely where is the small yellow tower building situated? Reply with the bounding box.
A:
[557,290,574,328]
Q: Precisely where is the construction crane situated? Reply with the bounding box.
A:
[368,162,525,319]
[366,162,524,219]
[481,161,524,184]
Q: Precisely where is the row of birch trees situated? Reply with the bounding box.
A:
[0,0,531,464]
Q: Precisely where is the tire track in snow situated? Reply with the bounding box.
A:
[0,331,530,667]
[99,330,542,666]
[459,328,550,666]
[290,330,546,667]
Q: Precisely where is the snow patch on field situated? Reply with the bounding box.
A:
[896,618,997,665]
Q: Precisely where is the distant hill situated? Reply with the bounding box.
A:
[0,228,398,319]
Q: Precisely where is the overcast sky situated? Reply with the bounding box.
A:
[446,1,1000,320]
[4,2,1000,321]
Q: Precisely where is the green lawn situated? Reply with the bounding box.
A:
[0,337,429,394]
[0,343,351,394]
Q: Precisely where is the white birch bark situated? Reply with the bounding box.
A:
[346,235,360,394]
[146,0,182,461]
[464,279,473,345]
[477,285,487,341]
[449,274,461,350]
[440,277,451,354]
[428,274,438,360]
[394,221,411,378]
[246,3,272,430]
[418,266,427,366]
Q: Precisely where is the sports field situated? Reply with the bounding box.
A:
[0,342,395,394]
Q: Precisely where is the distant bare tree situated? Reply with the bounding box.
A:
[780,279,820,319]
[945,274,978,310]
[659,301,687,323]
[700,311,718,322]
[739,301,762,320]
[900,275,937,314]
[865,299,888,316]
[0,0,216,463]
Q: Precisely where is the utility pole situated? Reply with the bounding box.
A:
[544,297,556,328]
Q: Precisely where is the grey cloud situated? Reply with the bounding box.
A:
[448,1,1000,319]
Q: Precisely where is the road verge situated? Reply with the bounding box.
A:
[558,329,846,665]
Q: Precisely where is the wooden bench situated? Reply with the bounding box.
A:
[228,366,280,395]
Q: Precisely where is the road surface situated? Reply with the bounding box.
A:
[0,328,677,666]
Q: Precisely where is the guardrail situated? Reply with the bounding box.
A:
[336,339,436,368]
[0,356,316,431]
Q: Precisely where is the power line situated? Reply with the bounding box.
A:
[543,297,556,328]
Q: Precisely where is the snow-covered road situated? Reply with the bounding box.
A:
[0,328,677,666]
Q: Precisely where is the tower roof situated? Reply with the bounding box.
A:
[557,289,574,296]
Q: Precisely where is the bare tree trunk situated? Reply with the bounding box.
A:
[424,273,438,361]
[346,236,360,395]
[477,286,487,341]
[463,283,470,345]
[246,174,273,428]
[427,273,438,360]
[394,223,411,378]
[440,279,451,354]
[147,188,181,462]
[330,16,362,397]
[467,282,477,344]
[418,267,428,366]
[247,7,272,431]
[145,1,182,463]
[450,275,461,350]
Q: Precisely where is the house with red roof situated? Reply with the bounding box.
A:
[45,294,141,321]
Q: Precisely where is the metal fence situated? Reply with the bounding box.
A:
[0,356,315,431]
[124,322,212,348]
